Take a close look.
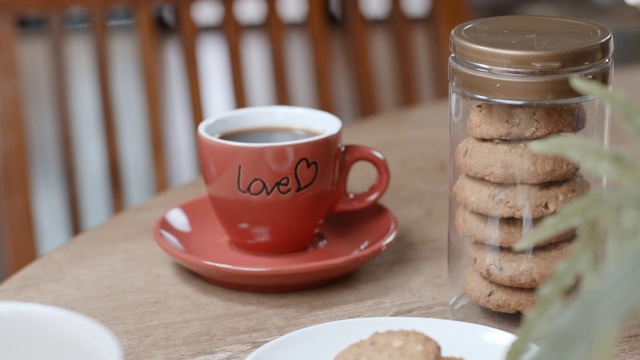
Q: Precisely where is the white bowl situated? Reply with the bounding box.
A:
[0,301,123,360]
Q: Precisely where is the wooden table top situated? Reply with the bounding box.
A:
[2,64,640,359]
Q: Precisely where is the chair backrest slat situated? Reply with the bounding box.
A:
[222,0,246,108]
[391,0,418,105]
[266,0,289,105]
[344,0,376,116]
[49,12,81,233]
[0,0,134,11]
[431,0,471,96]
[135,0,167,192]
[177,0,204,130]
[93,6,125,212]
[0,0,473,277]
[307,0,333,113]
[0,13,37,275]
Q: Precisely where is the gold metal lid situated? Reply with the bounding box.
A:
[451,15,612,69]
[449,15,613,100]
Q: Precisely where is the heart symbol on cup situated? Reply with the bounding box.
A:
[294,157,318,192]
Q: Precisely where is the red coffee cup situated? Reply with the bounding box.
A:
[197,106,390,254]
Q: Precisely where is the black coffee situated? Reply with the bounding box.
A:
[219,127,320,143]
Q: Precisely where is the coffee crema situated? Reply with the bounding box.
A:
[219,126,321,143]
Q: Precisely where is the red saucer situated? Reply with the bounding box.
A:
[154,195,398,292]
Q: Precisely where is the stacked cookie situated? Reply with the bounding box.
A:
[452,102,590,314]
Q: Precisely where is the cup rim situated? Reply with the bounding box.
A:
[197,105,342,147]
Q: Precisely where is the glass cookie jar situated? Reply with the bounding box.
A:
[447,15,613,330]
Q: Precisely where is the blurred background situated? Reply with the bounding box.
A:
[1,0,639,279]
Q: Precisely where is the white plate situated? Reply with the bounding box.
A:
[0,301,123,360]
[246,317,537,360]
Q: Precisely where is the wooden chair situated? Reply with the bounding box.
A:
[0,0,470,278]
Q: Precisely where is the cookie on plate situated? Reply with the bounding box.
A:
[464,270,536,314]
[454,137,578,184]
[454,206,575,248]
[452,174,590,218]
[334,330,442,360]
[467,102,586,140]
[469,240,573,288]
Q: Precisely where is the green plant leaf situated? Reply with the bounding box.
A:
[570,77,640,139]
[514,189,613,251]
[529,136,638,184]
[603,184,640,271]
[507,228,597,360]
[524,247,640,360]
[510,79,640,360]
[591,324,620,360]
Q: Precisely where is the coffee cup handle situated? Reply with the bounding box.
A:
[331,145,390,212]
